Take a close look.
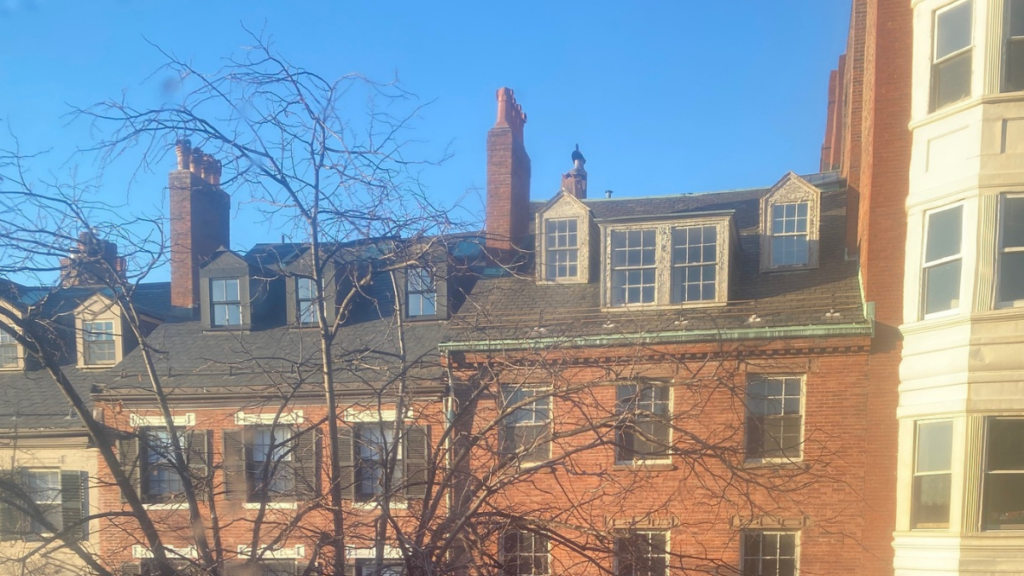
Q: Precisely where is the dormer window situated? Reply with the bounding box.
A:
[544,218,579,281]
[610,229,657,306]
[83,320,116,365]
[770,203,810,267]
[406,268,436,317]
[0,330,19,369]
[211,278,242,327]
[760,173,821,272]
[603,218,732,309]
[671,226,718,303]
[297,277,317,325]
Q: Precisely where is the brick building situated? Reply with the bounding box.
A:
[0,3,925,575]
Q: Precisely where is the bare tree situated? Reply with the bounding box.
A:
[0,30,868,576]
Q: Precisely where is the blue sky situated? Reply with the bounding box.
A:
[0,1,850,278]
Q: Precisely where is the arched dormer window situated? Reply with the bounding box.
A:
[760,173,821,272]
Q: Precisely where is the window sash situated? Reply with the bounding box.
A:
[921,205,964,317]
[500,388,551,461]
[142,429,186,501]
[354,424,402,501]
[671,226,717,302]
[742,531,797,576]
[934,0,973,62]
[0,343,17,367]
[998,195,1024,304]
[22,470,62,535]
[931,1,974,110]
[297,278,317,324]
[746,377,802,460]
[769,203,809,268]
[406,269,437,317]
[616,384,672,462]
[502,531,549,576]
[211,279,242,326]
[983,417,1024,529]
[246,426,295,500]
[545,219,580,281]
[911,420,953,529]
[615,532,667,576]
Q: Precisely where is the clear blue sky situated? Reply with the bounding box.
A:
[0,1,851,279]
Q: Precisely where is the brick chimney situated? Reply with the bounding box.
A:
[59,230,127,288]
[170,139,230,311]
[561,145,588,199]
[486,88,531,251]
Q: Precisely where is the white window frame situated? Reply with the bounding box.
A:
[745,375,805,464]
[601,218,730,309]
[615,383,673,465]
[543,218,581,282]
[406,268,437,318]
[82,320,116,366]
[500,386,552,463]
[996,193,1024,307]
[740,531,799,576]
[768,202,810,269]
[614,530,669,576]
[920,204,964,320]
[911,419,954,530]
[931,0,974,112]
[22,468,62,536]
[210,277,242,327]
[1004,0,1024,92]
[500,530,551,576]
[296,277,317,325]
[0,328,20,370]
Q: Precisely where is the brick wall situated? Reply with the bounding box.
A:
[169,170,231,311]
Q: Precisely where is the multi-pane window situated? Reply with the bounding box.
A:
[912,420,953,529]
[769,203,809,268]
[142,429,186,502]
[502,531,549,576]
[83,320,116,365]
[998,196,1024,304]
[610,229,657,306]
[922,205,963,317]
[211,278,242,327]
[0,330,17,368]
[615,532,668,576]
[742,532,797,576]
[671,226,717,302]
[1005,0,1024,92]
[22,470,61,535]
[500,387,551,462]
[247,426,294,500]
[746,377,802,460]
[545,219,579,281]
[406,268,437,317]
[931,0,973,111]
[297,277,317,325]
[983,418,1024,530]
[355,423,401,502]
[616,384,671,462]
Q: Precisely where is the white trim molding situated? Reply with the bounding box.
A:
[132,545,198,559]
[237,545,306,559]
[130,413,195,428]
[344,408,412,422]
[234,411,304,425]
[242,502,298,511]
[346,546,402,559]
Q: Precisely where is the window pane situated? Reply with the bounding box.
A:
[924,260,962,315]
[917,421,953,473]
[999,251,1024,303]
[913,473,952,528]
[925,206,964,262]
[988,418,1024,471]
[742,532,797,576]
[932,50,972,110]
[1006,39,1024,92]
[984,472,1024,528]
[936,1,973,60]
[1011,0,1024,37]
[212,279,225,302]
[1002,197,1024,248]
[297,278,316,300]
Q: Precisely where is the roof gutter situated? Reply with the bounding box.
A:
[439,320,875,353]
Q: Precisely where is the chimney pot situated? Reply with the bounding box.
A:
[176,139,192,170]
[605,190,613,199]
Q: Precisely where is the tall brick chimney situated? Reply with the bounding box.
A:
[486,88,531,251]
[170,139,230,311]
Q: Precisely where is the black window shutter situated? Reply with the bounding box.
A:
[186,430,211,502]
[222,430,248,501]
[60,470,86,541]
[293,427,321,501]
[118,436,141,503]
[404,425,430,499]
[338,426,355,500]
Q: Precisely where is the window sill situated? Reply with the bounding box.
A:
[743,458,806,469]
[77,364,117,370]
[602,301,727,313]
[242,502,298,510]
[203,327,250,334]
[612,460,675,472]
[143,502,187,511]
[350,500,409,511]
[760,264,816,274]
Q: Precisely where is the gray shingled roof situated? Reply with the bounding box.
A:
[445,180,866,343]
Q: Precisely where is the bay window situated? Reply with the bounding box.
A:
[1006,0,1024,92]
[998,195,1024,305]
[921,205,963,318]
[931,0,973,111]
[911,420,953,529]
